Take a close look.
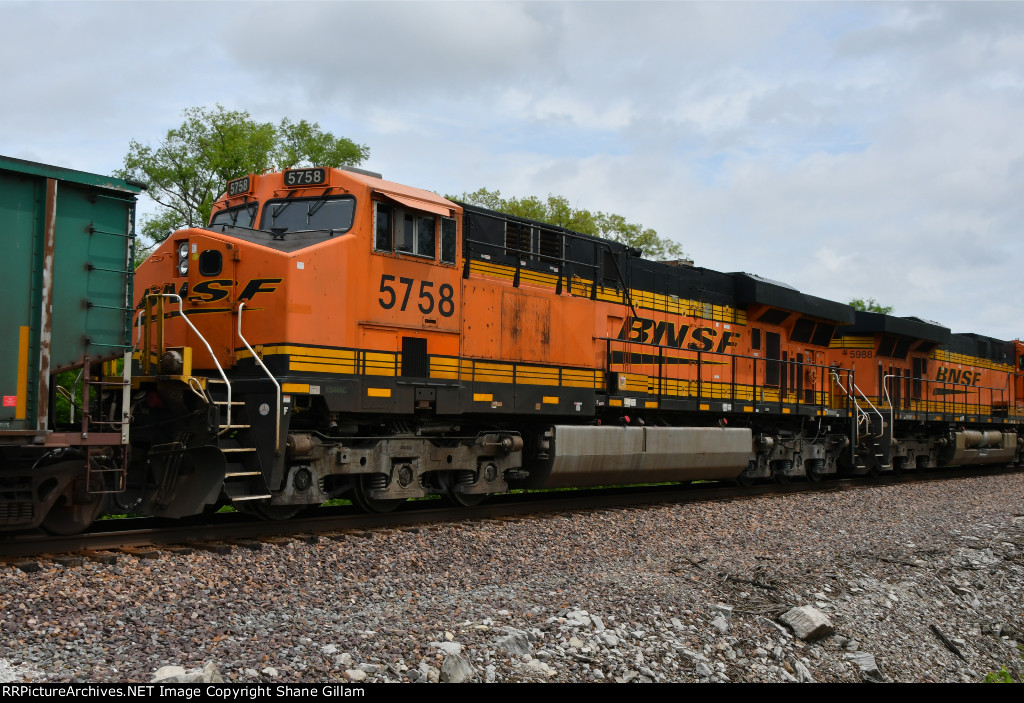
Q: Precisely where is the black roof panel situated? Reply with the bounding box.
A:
[731,273,854,323]
[841,311,951,343]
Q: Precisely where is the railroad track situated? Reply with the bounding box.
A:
[1,466,1018,563]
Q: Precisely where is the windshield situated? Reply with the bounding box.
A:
[259,196,356,234]
[210,202,258,228]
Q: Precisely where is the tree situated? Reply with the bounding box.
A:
[116,105,369,243]
[452,187,687,261]
[849,297,894,314]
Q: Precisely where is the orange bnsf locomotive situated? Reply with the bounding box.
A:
[116,165,1023,523]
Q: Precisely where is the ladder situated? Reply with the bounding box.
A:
[831,371,891,471]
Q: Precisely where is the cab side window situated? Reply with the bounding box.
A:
[397,213,435,257]
[375,203,393,252]
[375,200,438,260]
[440,217,457,264]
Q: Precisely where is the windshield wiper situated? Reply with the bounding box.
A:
[271,200,293,220]
[306,188,333,222]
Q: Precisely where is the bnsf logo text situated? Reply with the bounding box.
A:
[617,316,740,354]
[136,278,282,308]
[934,367,980,385]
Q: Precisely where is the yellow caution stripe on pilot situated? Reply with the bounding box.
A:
[366,388,392,398]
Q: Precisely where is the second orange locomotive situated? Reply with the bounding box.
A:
[126,165,1024,519]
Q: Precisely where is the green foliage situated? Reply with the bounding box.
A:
[452,187,686,261]
[984,645,1024,682]
[849,297,894,315]
[52,369,80,424]
[985,666,1016,683]
[116,105,369,243]
[52,359,118,425]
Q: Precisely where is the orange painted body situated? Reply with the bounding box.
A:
[136,169,464,374]
[134,166,1024,427]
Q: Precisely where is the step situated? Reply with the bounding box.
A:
[219,424,251,430]
[230,494,273,502]
[221,447,256,453]
[213,400,246,406]
[226,471,262,478]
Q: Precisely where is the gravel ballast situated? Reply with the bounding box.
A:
[1,472,1022,683]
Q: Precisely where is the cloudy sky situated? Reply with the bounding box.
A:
[3,1,1024,340]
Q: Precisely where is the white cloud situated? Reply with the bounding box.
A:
[2,1,1024,340]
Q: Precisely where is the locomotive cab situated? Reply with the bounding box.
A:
[130,166,523,518]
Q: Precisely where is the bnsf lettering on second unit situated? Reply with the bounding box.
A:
[934,367,981,385]
[617,316,740,354]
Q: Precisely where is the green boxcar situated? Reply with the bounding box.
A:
[0,155,142,533]
[0,155,141,432]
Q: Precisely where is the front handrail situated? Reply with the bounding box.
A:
[145,293,233,435]
[237,302,282,453]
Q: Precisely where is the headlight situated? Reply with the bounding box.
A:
[177,241,189,276]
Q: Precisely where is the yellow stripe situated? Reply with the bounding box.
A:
[932,348,1013,372]
[281,383,309,394]
[240,341,610,392]
[699,403,710,410]
[561,369,602,389]
[367,387,391,398]
[468,260,743,324]
[430,357,460,379]
[16,326,29,420]
[609,399,623,407]
[473,393,493,402]
[363,352,397,377]
[542,396,559,404]
[290,360,356,374]
[474,373,512,383]
[645,401,658,409]
[517,365,559,386]
[829,336,874,349]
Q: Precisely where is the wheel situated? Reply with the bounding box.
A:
[770,459,793,485]
[42,496,104,535]
[41,462,104,535]
[440,471,486,507]
[352,476,404,513]
[735,473,757,488]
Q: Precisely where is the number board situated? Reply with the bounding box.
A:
[227,176,250,197]
[284,168,327,188]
